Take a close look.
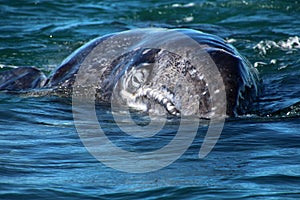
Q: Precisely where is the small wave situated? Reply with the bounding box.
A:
[254,36,300,55]
[267,101,300,118]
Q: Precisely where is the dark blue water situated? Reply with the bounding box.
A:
[1,0,300,199]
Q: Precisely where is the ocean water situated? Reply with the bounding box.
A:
[0,0,300,199]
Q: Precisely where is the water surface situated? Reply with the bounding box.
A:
[0,0,300,199]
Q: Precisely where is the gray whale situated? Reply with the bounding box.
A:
[0,28,260,117]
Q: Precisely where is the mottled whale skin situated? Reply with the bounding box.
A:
[0,28,260,117]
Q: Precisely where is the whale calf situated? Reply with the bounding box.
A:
[0,28,260,117]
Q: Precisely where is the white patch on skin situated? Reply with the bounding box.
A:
[214,89,220,94]
[157,49,164,56]
[162,98,168,104]
[132,71,143,88]
[167,105,175,111]
[133,86,180,116]
[189,69,197,76]
[166,102,172,108]
[157,94,164,102]
[142,49,152,55]
[148,89,154,97]
[140,62,151,67]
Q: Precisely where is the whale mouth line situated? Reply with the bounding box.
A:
[134,87,181,116]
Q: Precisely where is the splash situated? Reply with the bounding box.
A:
[254,36,300,55]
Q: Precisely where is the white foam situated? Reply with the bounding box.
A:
[254,36,300,55]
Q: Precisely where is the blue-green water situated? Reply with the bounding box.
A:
[1,0,300,199]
